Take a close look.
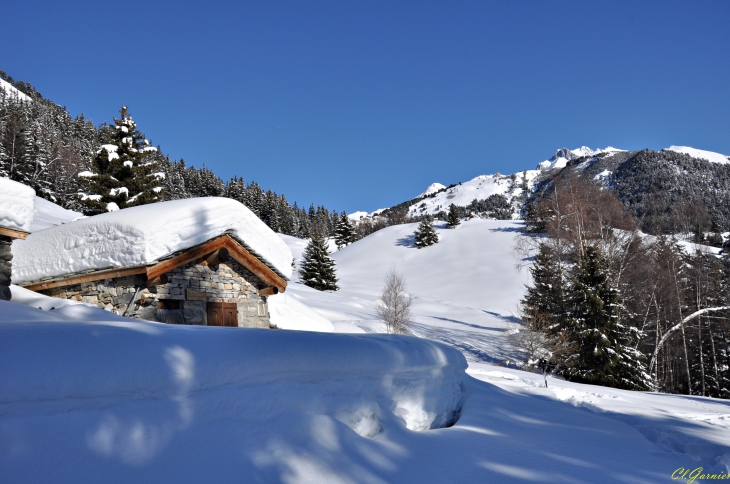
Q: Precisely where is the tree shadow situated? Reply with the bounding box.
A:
[395,234,416,248]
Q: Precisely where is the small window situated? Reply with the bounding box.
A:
[157,299,184,324]
[257,300,267,316]
[158,300,181,310]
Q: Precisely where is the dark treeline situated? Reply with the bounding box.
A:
[532,149,730,235]
[0,72,349,238]
[519,175,730,397]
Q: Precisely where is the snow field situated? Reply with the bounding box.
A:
[11,197,293,284]
[665,146,730,165]
[0,177,35,232]
[0,301,468,482]
[0,78,31,102]
[280,219,531,360]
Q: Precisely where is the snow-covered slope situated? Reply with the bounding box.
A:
[418,182,446,198]
[0,78,31,102]
[0,177,35,232]
[12,197,293,283]
[282,219,532,359]
[407,173,538,218]
[3,219,730,482]
[664,145,730,165]
[537,146,625,171]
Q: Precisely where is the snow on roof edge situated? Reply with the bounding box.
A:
[12,198,293,284]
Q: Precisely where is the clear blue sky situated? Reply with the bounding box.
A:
[3,1,729,213]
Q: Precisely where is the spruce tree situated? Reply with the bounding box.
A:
[335,213,357,249]
[78,106,162,214]
[299,233,339,291]
[562,246,652,390]
[521,244,566,332]
[413,217,439,248]
[446,203,461,228]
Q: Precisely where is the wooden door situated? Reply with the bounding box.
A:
[207,302,238,327]
[222,303,238,327]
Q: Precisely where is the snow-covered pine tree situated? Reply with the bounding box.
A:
[446,203,461,228]
[413,216,438,248]
[562,246,652,391]
[520,244,567,332]
[299,232,339,291]
[335,213,357,249]
[78,106,162,214]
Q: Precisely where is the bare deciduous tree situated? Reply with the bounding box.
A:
[376,267,412,334]
[506,310,576,388]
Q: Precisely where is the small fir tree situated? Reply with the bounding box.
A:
[78,106,162,214]
[335,213,357,249]
[446,204,461,228]
[299,233,339,291]
[413,217,439,248]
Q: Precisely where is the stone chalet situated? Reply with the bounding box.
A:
[0,225,28,302]
[21,233,288,328]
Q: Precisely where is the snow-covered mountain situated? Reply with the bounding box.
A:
[0,78,31,102]
[536,146,625,171]
[664,145,730,165]
[417,182,446,198]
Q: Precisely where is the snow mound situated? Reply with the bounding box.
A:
[12,197,293,284]
[0,177,35,232]
[664,146,730,165]
[268,292,334,332]
[0,299,467,436]
[347,211,370,221]
[418,182,446,198]
[30,197,83,232]
[0,78,31,102]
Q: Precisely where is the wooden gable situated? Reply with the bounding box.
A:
[23,234,287,294]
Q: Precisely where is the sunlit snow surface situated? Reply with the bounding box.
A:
[664,145,730,165]
[0,177,35,232]
[2,215,730,482]
[12,197,293,283]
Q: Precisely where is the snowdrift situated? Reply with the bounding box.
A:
[0,302,467,474]
[11,197,293,284]
[0,177,35,232]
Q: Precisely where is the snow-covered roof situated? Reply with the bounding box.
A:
[12,197,293,284]
[0,177,35,233]
[664,146,730,165]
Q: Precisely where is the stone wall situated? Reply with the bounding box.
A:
[0,236,12,301]
[39,259,273,328]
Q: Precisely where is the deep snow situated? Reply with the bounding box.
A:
[0,177,35,232]
[0,78,31,102]
[2,187,730,482]
[11,197,293,283]
[665,145,730,165]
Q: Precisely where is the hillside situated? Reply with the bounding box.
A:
[371,145,730,236]
[4,209,730,481]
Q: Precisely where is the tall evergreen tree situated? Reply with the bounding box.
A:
[521,244,567,332]
[335,213,357,249]
[562,246,652,390]
[299,233,339,291]
[78,106,162,214]
[413,216,439,248]
[446,203,461,228]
